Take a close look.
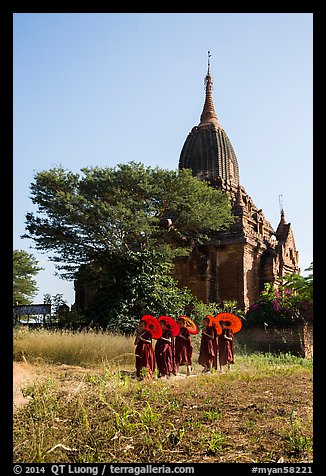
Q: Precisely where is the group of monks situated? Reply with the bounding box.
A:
[134,316,235,380]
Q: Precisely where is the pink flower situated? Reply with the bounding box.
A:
[273,299,280,312]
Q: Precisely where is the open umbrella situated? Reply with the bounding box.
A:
[215,312,242,334]
[141,315,163,339]
[179,315,198,335]
[158,316,180,337]
[207,315,223,335]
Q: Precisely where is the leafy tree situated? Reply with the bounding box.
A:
[43,293,68,316]
[280,263,313,302]
[22,162,235,279]
[245,263,313,327]
[78,249,196,333]
[76,249,246,333]
[22,162,235,330]
[190,300,245,326]
[13,250,43,305]
[43,293,52,305]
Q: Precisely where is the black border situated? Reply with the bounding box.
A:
[3,2,320,474]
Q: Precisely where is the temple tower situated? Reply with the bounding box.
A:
[174,53,299,309]
[73,54,300,312]
[179,56,239,194]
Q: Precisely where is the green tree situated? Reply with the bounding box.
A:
[43,293,68,315]
[22,162,234,278]
[43,293,69,327]
[13,250,43,305]
[190,299,245,327]
[280,263,313,302]
[81,250,196,333]
[22,162,235,330]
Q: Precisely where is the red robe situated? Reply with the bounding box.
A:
[135,330,155,378]
[170,336,177,375]
[218,328,234,366]
[198,325,216,366]
[212,326,219,369]
[175,327,193,366]
[155,329,174,376]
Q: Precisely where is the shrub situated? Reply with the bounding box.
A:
[246,267,313,328]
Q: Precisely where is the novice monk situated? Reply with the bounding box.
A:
[154,319,174,378]
[169,323,178,376]
[198,316,216,373]
[212,322,219,370]
[134,320,155,380]
[217,320,235,373]
[175,317,193,376]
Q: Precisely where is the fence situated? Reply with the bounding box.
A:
[236,322,313,358]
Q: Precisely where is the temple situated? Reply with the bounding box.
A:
[173,54,299,309]
[74,55,300,311]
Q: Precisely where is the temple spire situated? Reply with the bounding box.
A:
[276,199,287,239]
[280,209,286,223]
[279,194,284,217]
[199,51,219,127]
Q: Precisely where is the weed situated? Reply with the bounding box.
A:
[79,406,90,432]
[140,402,159,427]
[283,408,312,455]
[165,423,186,446]
[202,409,222,421]
[200,430,226,455]
[114,406,140,436]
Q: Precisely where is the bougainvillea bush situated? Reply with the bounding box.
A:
[245,264,313,328]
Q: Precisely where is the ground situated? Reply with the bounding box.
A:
[13,361,89,410]
[13,358,313,464]
[13,361,36,409]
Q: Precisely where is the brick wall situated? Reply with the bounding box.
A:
[215,243,245,307]
[235,323,313,358]
[302,322,313,359]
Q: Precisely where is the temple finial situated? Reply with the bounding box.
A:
[207,50,211,74]
[199,51,219,127]
[279,194,284,216]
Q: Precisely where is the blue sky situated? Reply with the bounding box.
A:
[13,13,313,306]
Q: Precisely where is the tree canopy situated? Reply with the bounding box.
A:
[23,162,235,279]
[78,249,196,333]
[13,250,43,305]
[22,162,236,329]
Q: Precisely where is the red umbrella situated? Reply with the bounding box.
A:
[215,312,242,334]
[207,315,223,335]
[141,315,163,339]
[179,315,198,335]
[158,316,180,337]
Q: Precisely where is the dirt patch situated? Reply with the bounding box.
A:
[13,362,91,410]
[13,362,38,409]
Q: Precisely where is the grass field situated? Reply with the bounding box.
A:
[13,328,313,464]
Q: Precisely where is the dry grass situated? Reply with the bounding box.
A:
[13,363,313,464]
[13,327,135,367]
[13,328,313,464]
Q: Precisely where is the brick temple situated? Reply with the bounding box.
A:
[172,60,299,310]
[74,60,299,312]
